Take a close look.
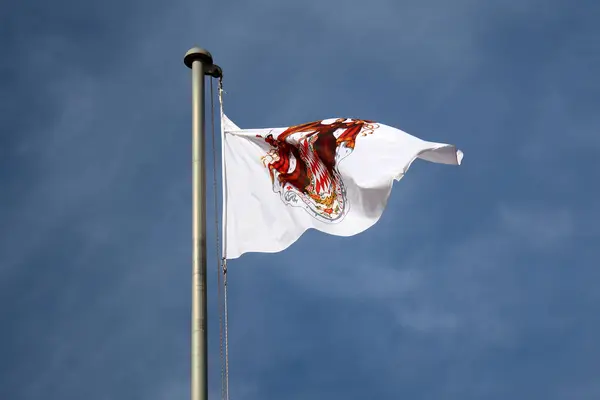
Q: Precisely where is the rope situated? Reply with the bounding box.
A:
[223,259,230,399]
[218,78,231,400]
[210,78,226,400]
[211,76,231,400]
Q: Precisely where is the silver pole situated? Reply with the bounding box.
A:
[183,47,220,400]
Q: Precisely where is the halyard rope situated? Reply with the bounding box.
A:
[211,76,230,400]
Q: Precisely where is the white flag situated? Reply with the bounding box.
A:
[221,115,463,260]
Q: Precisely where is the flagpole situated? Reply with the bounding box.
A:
[184,46,222,400]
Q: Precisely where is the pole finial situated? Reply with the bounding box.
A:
[184,47,214,69]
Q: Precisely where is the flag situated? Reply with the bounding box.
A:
[221,115,463,259]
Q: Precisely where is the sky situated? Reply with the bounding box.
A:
[1,0,599,399]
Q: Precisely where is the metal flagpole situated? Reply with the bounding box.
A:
[184,47,222,400]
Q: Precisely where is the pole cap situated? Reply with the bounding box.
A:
[184,47,214,69]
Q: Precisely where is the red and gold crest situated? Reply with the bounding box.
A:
[257,118,379,222]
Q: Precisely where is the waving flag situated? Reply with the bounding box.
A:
[221,115,463,259]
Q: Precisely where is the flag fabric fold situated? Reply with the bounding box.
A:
[221,114,463,260]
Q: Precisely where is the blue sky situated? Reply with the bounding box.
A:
[1,0,599,399]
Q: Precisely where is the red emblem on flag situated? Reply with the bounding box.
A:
[258,118,379,222]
